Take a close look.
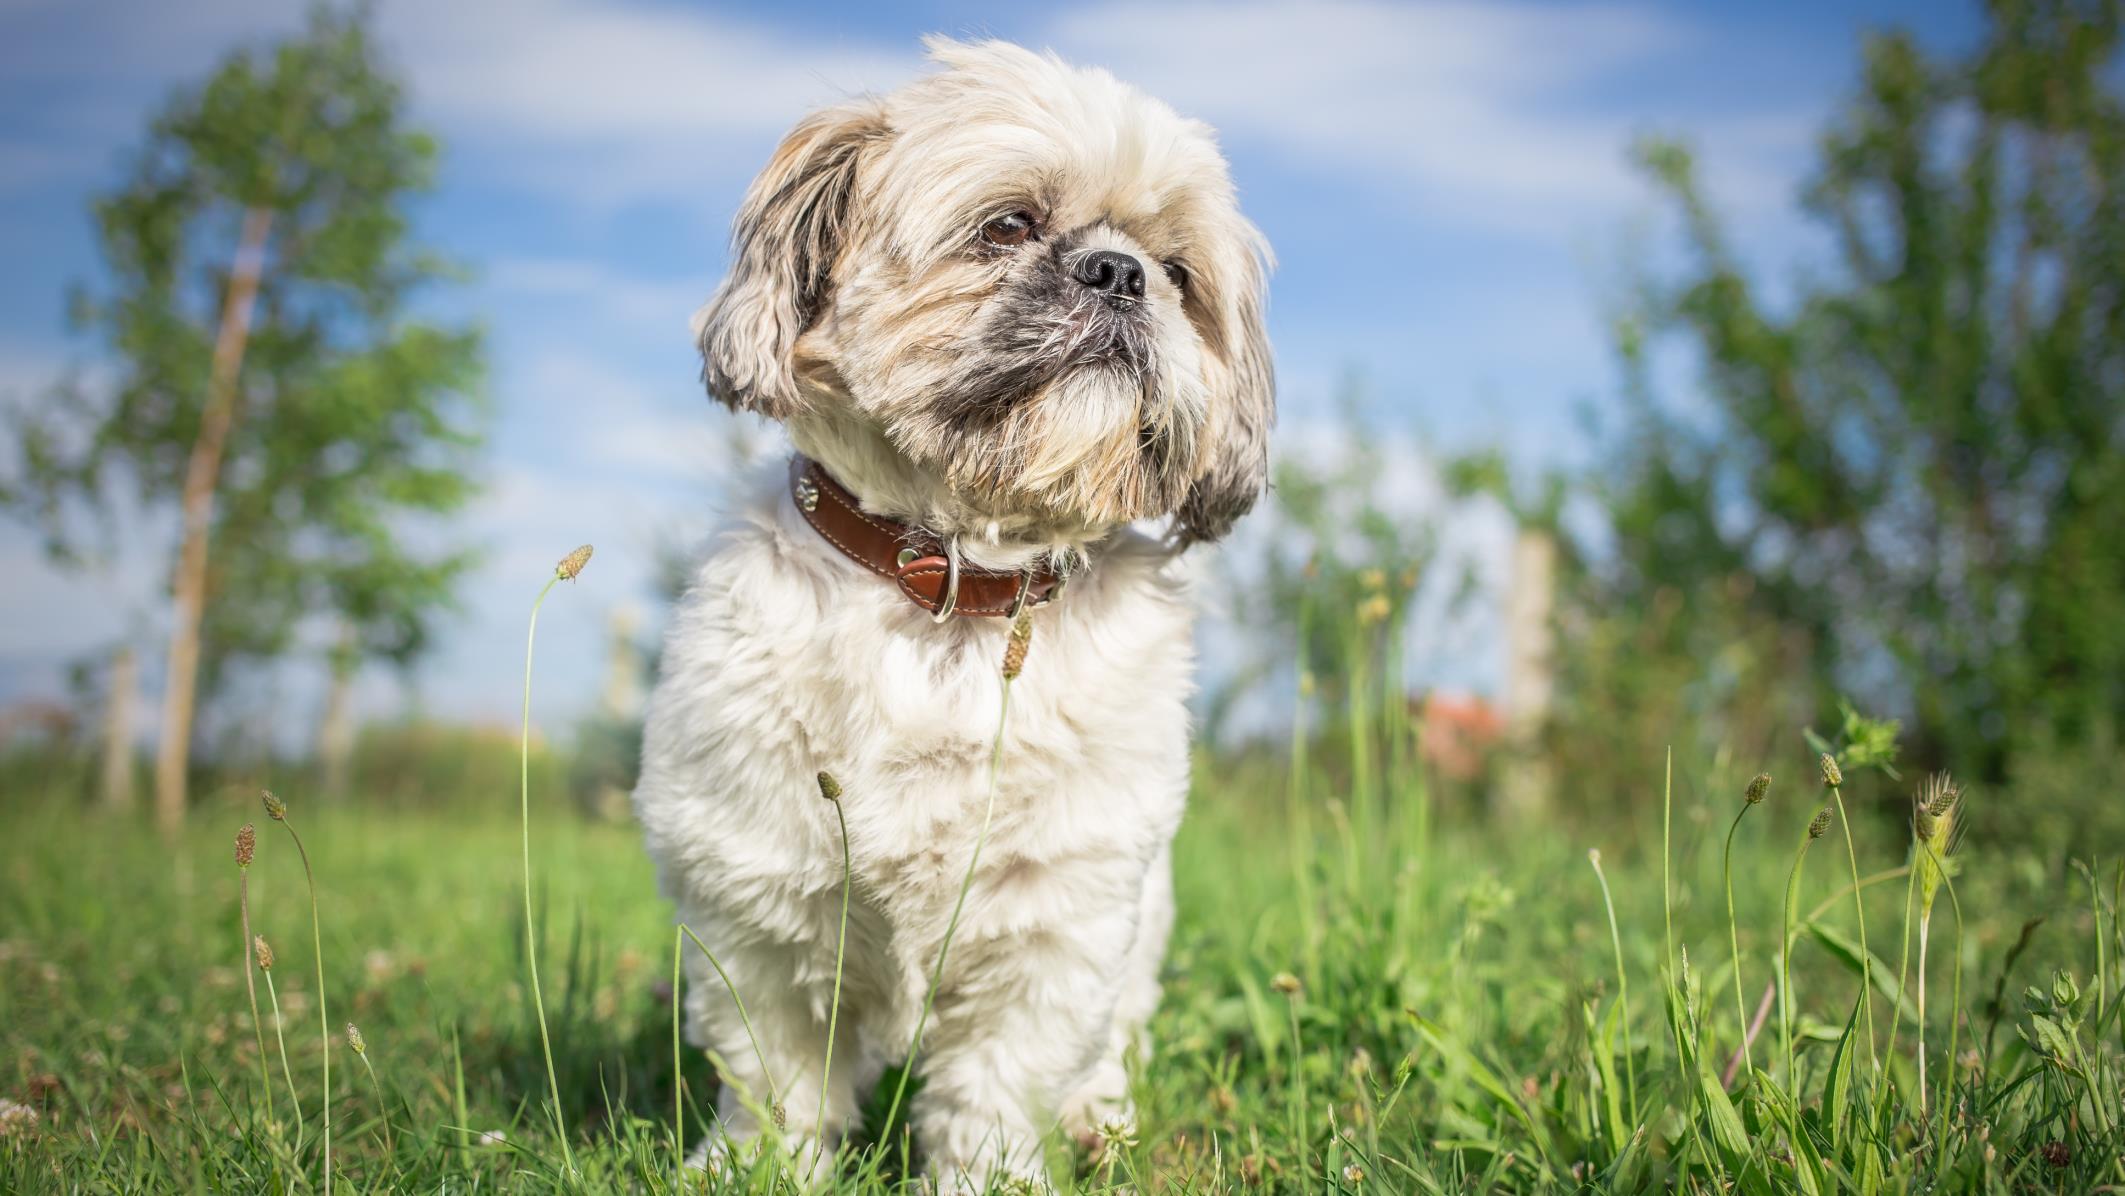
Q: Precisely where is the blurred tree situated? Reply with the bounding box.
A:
[1569,0,2124,791]
[0,8,485,827]
[1216,399,1440,739]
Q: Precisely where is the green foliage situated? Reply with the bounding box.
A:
[1,7,486,707]
[1215,402,1446,739]
[339,720,566,808]
[1804,697,1905,783]
[570,714,645,819]
[1569,0,2125,788]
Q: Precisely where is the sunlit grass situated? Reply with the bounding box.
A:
[3,739,2119,1192]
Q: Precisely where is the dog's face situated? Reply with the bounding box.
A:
[696,38,1274,542]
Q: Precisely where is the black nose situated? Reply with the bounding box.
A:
[1072,249,1145,299]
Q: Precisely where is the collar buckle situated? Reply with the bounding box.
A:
[931,537,962,623]
[791,454,1074,621]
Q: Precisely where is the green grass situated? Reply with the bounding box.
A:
[3,737,2120,1193]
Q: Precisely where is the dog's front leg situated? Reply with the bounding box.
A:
[680,921,856,1182]
[909,871,1141,1192]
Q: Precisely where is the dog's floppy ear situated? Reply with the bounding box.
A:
[696,100,889,418]
[1176,241,1276,544]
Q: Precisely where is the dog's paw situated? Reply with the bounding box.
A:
[686,1131,834,1187]
[931,1162,1055,1196]
[1060,1069,1136,1158]
[683,1134,731,1176]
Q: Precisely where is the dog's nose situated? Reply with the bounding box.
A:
[1073,249,1146,299]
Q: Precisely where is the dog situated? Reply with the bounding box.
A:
[633,37,1272,1189]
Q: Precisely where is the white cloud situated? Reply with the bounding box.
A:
[387,0,912,140]
[374,0,918,203]
[495,346,717,480]
[0,0,917,201]
[1058,2,1670,199]
[1,0,1813,224]
[380,0,1810,226]
[1047,0,1811,234]
[484,257,710,339]
[0,339,68,395]
[399,442,776,728]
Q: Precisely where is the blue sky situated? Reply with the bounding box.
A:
[0,0,1978,739]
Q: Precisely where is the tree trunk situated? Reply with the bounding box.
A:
[1498,527,1557,818]
[101,645,138,810]
[153,206,273,833]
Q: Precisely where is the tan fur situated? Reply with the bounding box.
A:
[695,38,1274,550]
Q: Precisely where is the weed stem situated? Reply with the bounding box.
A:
[520,571,575,1179]
[1587,848,1637,1123]
[1721,802,1756,1078]
[1829,783,1878,1064]
[877,619,1025,1162]
[816,780,853,1171]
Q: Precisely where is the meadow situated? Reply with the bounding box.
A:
[2,619,2121,1194]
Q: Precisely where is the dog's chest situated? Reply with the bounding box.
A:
[641,506,1199,925]
[813,598,1190,886]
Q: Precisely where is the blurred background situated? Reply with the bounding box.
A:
[0,0,2117,848]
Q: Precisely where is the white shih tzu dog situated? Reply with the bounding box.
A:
[633,37,1272,1189]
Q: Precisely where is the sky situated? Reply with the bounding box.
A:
[0,0,1980,743]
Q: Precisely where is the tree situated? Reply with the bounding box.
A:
[1215,396,1442,740]
[1564,0,2125,791]
[2,8,486,827]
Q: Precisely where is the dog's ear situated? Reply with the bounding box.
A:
[1176,238,1276,545]
[695,101,889,418]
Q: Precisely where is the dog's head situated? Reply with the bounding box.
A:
[695,38,1274,544]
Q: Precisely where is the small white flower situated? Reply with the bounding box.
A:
[478,1128,508,1147]
[0,1099,38,1134]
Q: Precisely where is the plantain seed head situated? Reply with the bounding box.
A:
[1002,609,1034,680]
[556,545,594,581]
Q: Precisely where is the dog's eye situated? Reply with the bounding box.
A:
[1162,259,1190,291]
[981,212,1036,247]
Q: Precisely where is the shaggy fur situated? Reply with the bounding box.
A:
[636,37,1273,1189]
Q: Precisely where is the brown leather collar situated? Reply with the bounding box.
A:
[789,455,1069,619]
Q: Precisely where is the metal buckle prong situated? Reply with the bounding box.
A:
[1007,568,1036,621]
[931,536,962,623]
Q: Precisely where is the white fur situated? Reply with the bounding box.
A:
[636,37,1271,1190]
[635,464,1191,1186]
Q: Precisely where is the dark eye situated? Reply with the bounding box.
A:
[981,211,1036,247]
[1162,259,1190,291]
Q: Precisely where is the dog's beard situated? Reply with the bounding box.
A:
[932,264,1157,421]
[874,267,1206,525]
